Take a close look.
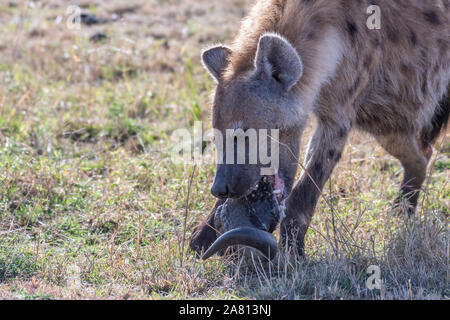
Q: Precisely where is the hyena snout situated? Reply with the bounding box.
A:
[211,164,261,199]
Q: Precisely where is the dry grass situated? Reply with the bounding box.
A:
[0,0,448,300]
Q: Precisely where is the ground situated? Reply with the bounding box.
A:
[0,0,448,300]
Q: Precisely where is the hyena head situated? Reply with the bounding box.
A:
[202,34,305,201]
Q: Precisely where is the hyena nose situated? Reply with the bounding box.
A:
[211,181,243,199]
[211,165,247,199]
[211,179,230,199]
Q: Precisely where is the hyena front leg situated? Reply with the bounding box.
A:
[281,122,350,255]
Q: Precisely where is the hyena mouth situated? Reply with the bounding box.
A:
[202,175,285,260]
[244,174,286,204]
[272,173,286,205]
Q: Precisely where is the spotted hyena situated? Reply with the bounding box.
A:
[190,0,450,256]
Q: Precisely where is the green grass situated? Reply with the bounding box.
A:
[0,0,448,300]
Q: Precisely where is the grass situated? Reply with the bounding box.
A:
[0,0,448,300]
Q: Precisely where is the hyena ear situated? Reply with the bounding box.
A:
[202,45,232,83]
[254,33,303,91]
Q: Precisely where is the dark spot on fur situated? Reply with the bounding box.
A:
[339,127,347,138]
[313,162,324,182]
[346,20,358,41]
[423,10,442,25]
[410,31,418,46]
[371,36,381,47]
[386,26,399,43]
[433,64,440,74]
[328,149,336,159]
[421,78,428,95]
[420,48,427,61]
[400,63,411,75]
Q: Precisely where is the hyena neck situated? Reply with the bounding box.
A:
[293,28,344,112]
